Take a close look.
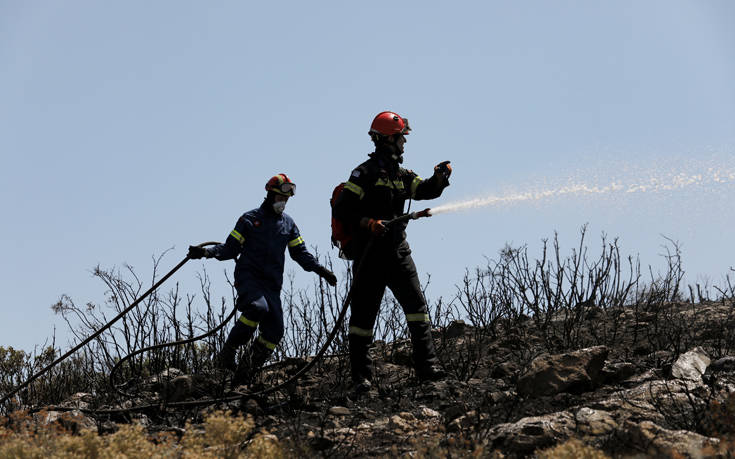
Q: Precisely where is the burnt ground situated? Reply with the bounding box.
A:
[35,299,735,457]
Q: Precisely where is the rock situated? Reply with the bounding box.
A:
[418,407,441,419]
[491,361,519,379]
[386,341,413,366]
[147,367,184,387]
[621,368,661,386]
[59,392,94,410]
[619,420,719,457]
[397,411,415,421]
[709,356,735,373]
[309,436,334,451]
[671,347,710,382]
[242,398,262,415]
[488,411,576,455]
[443,320,467,339]
[633,344,651,356]
[443,403,467,421]
[160,375,195,402]
[600,362,637,384]
[517,346,609,397]
[33,410,97,433]
[389,415,412,431]
[446,411,484,433]
[328,406,351,416]
[132,414,151,428]
[98,420,118,435]
[574,407,617,436]
[588,306,605,319]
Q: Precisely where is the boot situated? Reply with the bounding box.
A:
[216,344,237,372]
[348,334,373,388]
[233,340,273,387]
[407,321,446,381]
[217,320,256,369]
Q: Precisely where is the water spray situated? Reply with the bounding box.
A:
[429,162,735,217]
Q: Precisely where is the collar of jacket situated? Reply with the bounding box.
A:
[259,200,282,218]
[369,150,400,174]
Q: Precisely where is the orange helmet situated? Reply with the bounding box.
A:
[265,173,296,196]
[369,111,411,137]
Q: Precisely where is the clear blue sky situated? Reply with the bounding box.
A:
[2,1,734,352]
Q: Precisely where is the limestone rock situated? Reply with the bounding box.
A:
[619,420,719,458]
[328,406,351,416]
[600,362,637,384]
[418,406,441,419]
[671,347,710,382]
[709,355,735,373]
[33,409,97,433]
[574,407,618,437]
[517,346,609,397]
[488,411,576,455]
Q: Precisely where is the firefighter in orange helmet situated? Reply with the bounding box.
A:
[189,174,337,386]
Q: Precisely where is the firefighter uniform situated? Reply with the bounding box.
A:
[333,154,449,383]
[205,201,321,373]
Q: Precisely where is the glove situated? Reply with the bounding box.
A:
[434,160,452,179]
[315,266,337,286]
[187,245,208,259]
[360,217,387,236]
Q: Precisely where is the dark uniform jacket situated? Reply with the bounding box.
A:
[333,153,449,258]
[206,202,320,293]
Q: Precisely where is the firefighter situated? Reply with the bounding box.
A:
[332,111,452,391]
[188,174,337,386]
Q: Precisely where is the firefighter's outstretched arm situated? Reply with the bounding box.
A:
[288,225,337,286]
[189,216,248,261]
[407,160,452,200]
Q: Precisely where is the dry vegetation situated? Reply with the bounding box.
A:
[0,409,284,458]
[3,226,735,457]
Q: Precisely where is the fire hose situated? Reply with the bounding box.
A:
[1,210,432,411]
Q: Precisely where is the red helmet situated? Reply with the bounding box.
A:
[369,111,411,137]
[265,173,296,196]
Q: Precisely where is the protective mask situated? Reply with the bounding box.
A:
[273,201,286,214]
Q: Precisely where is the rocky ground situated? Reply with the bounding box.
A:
[22,300,735,457]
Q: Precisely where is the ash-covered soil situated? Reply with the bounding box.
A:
[27,300,735,457]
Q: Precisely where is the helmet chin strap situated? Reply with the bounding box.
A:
[375,142,403,164]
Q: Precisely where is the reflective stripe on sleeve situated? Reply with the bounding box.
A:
[230,229,245,245]
[288,236,305,247]
[349,325,373,337]
[406,313,430,322]
[410,176,422,197]
[239,314,258,328]
[257,335,277,350]
[343,181,365,199]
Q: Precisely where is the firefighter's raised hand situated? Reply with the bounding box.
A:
[187,245,208,259]
[361,218,387,237]
[315,265,338,286]
[434,161,452,179]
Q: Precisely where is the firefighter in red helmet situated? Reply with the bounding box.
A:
[332,111,452,391]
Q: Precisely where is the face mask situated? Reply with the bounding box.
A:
[273,201,286,214]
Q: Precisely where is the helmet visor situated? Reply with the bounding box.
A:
[400,117,411,134]
[276,182,296,196]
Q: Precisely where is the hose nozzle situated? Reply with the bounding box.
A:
[410,208,432,220]
[384,208,432,227]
